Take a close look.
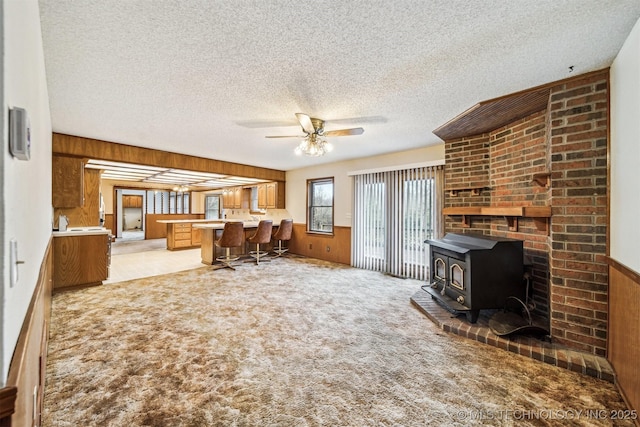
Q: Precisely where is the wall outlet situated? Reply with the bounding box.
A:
[309,243,312,250]
[326,246,331,252]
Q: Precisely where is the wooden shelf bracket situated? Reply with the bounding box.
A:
[532,172,551,188]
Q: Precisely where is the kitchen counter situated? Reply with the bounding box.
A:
[157,219,251,250]
[156,219,225,224]
[192,221,261,230]
[53,227,112,237]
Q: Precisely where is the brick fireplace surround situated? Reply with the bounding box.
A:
[415,70,610,365]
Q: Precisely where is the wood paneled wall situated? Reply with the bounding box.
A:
[287,223,351,265]
[52,133,285,182]
[145,214,204,240]
[607,258,640,414]
[0,240,53,426]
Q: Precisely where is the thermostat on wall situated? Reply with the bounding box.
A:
[9,107,31,160]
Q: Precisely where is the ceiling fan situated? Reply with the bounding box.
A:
[265,113,364,156]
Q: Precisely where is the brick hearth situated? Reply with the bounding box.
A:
[410,289,615,382]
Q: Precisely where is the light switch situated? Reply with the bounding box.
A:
[10,239,24,288]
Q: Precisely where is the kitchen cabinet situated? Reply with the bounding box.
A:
[52,156,84,208]
[166,222,203,249]
[53,233,109,289]
[222,190,230,209]
[223,186,244,209]
[257,182,278,209]
[257,184,266,208]
[167,222,193,249]
[191,227,201,245]
[266,182,277,208]
[233,187,243,208]
[155,218,211,246]
[123,195,143,208]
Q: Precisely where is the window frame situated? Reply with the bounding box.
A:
[306,177,334,235]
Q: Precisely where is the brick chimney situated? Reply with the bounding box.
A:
[442,70,609,356]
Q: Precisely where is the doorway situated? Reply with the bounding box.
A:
[116,189,146,241]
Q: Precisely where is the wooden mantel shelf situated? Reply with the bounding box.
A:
[443,206,551,217]
[443,206,551,233]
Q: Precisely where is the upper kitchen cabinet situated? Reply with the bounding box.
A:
[122,195,143,208]
[257,182,278,209]
[222,186,245,209]
[52,155,84,207]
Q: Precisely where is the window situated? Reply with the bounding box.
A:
[307,177,334,233]
[144,190,191,214]
[351,165,443,280]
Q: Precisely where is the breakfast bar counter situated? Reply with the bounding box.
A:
[192,222,263,264]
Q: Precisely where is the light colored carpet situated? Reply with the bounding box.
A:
[43,257,631,426]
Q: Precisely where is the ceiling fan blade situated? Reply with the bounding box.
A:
[324,128,364,137]
[295,113,316,134]
[265,135,304,138]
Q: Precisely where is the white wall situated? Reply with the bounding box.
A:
[286,145,445,227]
[1,0,52,384]
[610,16,640,274]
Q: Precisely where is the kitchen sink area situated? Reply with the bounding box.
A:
[53,226,110,236]
[52,226,113,289]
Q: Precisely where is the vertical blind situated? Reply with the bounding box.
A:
[351,165,443,281]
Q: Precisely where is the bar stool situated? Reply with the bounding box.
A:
[271,218,293,257]
[214,222,245,270]
[246,220,273,265]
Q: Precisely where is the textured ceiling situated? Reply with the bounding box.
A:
[39,0,640,171]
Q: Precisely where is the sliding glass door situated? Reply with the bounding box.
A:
[352,165,443,280]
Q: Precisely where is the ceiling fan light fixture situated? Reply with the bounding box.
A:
[295,134,331,157]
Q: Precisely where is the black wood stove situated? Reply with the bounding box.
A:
[423,233,525,323]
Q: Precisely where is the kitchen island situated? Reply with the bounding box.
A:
[193,221,266,265]
[156,219,223,250]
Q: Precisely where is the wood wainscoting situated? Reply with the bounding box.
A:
[607,257,640,415]
[287,223,351,265]
[0,240,53,426]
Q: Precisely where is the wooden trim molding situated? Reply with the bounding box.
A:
[0,387,17,424]
[2,239,53,426]
[433,69,609,140]
[606,256,640,285]
[52,133,285,182]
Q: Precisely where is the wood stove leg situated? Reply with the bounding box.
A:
[466,310,479,323]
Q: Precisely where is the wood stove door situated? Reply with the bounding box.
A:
[431,251,448,289]
[448,258,466,292]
